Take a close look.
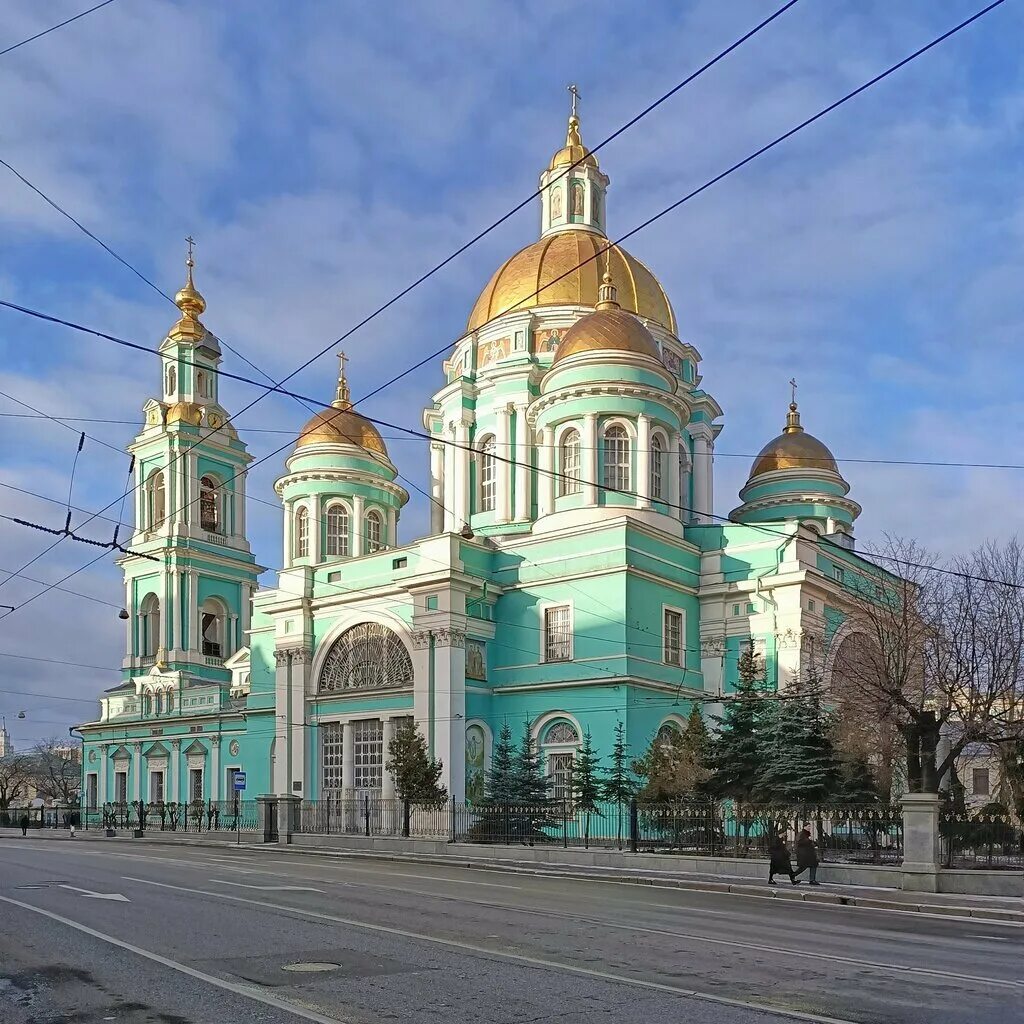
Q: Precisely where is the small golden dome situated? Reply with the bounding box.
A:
[553,306,661,364]
[748,403,839,479]
[168,239,209,343]
[166,401,203,427]
[294,354,388,456]
[549,114,599,171]
[467,233,675,333]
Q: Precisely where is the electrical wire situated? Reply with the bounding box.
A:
[0,0,118,59]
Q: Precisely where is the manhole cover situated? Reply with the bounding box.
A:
[281,963,340,974]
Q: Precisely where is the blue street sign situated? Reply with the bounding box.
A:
[233,772,247,791]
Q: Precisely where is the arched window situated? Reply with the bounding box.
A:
[319,622,414,692]
[650,434,665,501]
[656,721,682,748]
[365,509,383,553]
[165,691,174,713]
[603,425,630,492]
[200,476,219,532]
[325,503,349,557]
[154,692,163,715]
[559,429,581,496]
[541,719,580,801]
[478,436,496,513]
[570,180,585,221]
[147,470,166,529]
[293,506,309,559]
[140,594,161,657]
[201,599,227,659]
[143,692,153,716]
[196,370,206,398]
[166,364,176,395]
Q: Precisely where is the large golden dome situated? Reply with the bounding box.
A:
[467,233,676,334]
[748,403,839,479]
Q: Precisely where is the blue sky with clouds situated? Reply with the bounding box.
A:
[1,0,1022,746]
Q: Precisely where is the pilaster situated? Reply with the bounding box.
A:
[514,402,531,521]
[636,413,651,508]
[582,412,598,504]
[429,442,446,534]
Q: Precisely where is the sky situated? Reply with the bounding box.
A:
[0,0,1022,748]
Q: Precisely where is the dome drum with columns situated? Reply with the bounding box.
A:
[79,92,890,816]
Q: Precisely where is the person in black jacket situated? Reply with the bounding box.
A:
[767,834,799,885]
[19,813,29,837]
[794,828,821,885]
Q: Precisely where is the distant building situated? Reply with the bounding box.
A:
[0,722,11,757]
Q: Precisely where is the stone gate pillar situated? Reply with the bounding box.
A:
[901,792,941,893]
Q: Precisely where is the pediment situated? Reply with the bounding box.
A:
[224,646,250,670]
[143,741,169,759]
[182,739,207,757]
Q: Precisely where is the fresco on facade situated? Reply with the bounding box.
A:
[465,724,486,804]
[478,336,512,369]
[536,327,567,355]
[550,185,563,221]
[466,639,486,681]
[662,348,684,379]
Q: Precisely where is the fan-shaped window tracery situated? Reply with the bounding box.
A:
[318,622,413,693]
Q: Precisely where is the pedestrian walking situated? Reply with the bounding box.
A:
[19,813,29,837]
[768,834,799,885]
[794,828,820,885]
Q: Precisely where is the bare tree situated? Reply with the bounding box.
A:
[31,738,81,805]
[832,536,1024,794]
[0,754,32,812]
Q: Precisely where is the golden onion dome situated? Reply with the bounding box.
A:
[167,244,211,345]
[549,114,598,171]
[747,403,839,480]
[294,355,388,457]
[166,401,203,427]
[467,233,675,334]
[553,273,662,364]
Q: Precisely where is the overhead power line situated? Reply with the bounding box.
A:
[0,0,119,59]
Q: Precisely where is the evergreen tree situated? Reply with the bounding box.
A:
[385,720,448,804]
[634,708,711,802]
[704,641,769,804]
[512,721,550,806]
[483,721,519,804]
[571,729,603,846]
[602,721,636,805]
[838,755,881,804]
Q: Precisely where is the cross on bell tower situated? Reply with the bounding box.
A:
[568,82,581,119]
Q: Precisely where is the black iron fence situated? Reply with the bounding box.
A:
[83,800,261,833]
[941,809,1023,869]
[296,797,904,863]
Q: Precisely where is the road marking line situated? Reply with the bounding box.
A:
[0,894,349,1024]
[58,884,130,902]
[213,880,325,893]
[254,859,524,889]
[122,876,980,1024]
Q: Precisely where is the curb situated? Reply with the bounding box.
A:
[22,831,1022,924]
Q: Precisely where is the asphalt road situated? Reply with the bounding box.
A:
[0,837,1020,1024]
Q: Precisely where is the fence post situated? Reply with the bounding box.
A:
[629,797,639,853]
[901,792,941,893]
[403,798,411,838]
[364,796,370,837]
[563,799,568,849]
[450,795,456,844]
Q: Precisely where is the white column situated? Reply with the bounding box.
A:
[170,741,180,803]
[429,442,445,535]
[432,629,467,802]
[669,432,682,518]
[187,570,199,652]
[495,407,512,523]
[636,414,652,508]
[162,559,172,655]
[124,581,133,656]
[342,721,355,796]
[273,651,290,794]
[381,718,397,801]
[442,433,456,533]
[210,737,221,802]
[229,614,239,656]
[282,499,293,567]
[236,474,246,539]
[582,413,598,505]
[352,495,365,557]
[131,743,142,801]
[99,746,109,805]
[692,430,710,523]
[538,426,555,517]
[453,420,471,529]
[514,403,531,520]
[310,494,322,564]
[705,434,714,522]
[169,570,181,654]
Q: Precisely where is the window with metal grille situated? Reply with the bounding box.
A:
[189,768,203,802]
[543,605,572,662]
[559,429,581,495]
[663,608,683,666]
[365,510,383,553]
[294,506,309,559]
[200,476,219,532]
[318,622,414,692]
[353,719,383,792]
[549,752,574,801]
[149,771,164,803]
[478,436,496,512]
[603,425,630,492]
[321,722,345,794]
[114,771,127,803]
[86,774,98,809]
[325,504,349,557]
[972,767,990,796]
[650,434,664,500]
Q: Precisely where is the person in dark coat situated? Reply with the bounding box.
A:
[794,828,820,885]
[19,813,29,837]
[768,834,798,885]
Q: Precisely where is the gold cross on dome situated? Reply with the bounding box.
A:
[185,234,196,267]
[568,83,580,119]
[789,377,798,405]
[337,350,348,377]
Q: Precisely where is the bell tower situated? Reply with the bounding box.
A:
[120,241,262,693]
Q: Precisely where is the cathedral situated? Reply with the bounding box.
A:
[77,104,870,810]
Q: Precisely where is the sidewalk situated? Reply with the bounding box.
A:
[5,827,1020,923]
